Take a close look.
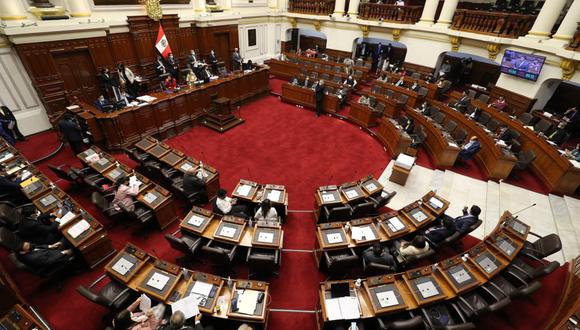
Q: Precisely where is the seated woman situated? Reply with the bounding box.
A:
[214,188,248,218]
[254,199,278,223]
[112,176,140,212]
[185,69,198,87]
[163,75,177,91]
[396,235,429,262]
[113,296,166,330]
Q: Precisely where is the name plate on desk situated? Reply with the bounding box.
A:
[322,193,336,202]
[147,272,170,291]
[188,214,205,227]
[326,232,343,244]
[236,184,252,197]
[143,192,158,204]
[219,226,236,238]
[112,256,135,276]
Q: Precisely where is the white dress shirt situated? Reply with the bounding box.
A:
[216,196,233,214]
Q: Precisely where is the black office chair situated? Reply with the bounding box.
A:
[385,89,394,98]
[510,140,522,155]
[457,285,511,318]
[76,275,136,320]
[397,95,409,105]
[0,227,22,252]
[350,201,374,219]
[0,202,37,230]
[453,128,468,144]
[320,73,330,80]
[486,118,499,132]
[533,119,552,134]
[466,90,477,99]
[332,76,342,83]
[323,248,360,278]
[91,191,122,219]
[48,164,84,191]
[368,191,397,214]
[418,87,428,98]
[164,232,204,265]
[377,311,423,330]
[511,150,536,177]
[485,272,541,299]
[201,240,238,275]
[371,85,382,94]
[428,106,440,118]
[410,128,427,149]
[322,205,352,222]
[433,112,446,125]
[119,202,154,225]
[421,302,475,329]
[517,112,534,125]
[506,257,560,281]
[372,102,386,118]
[363,257,397,275]
[476,112,491,125]
[477,94,490,103]
[444,119,458,133]
[521,232,562,260]
[246,247,280,279]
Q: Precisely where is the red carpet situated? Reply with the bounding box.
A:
[2,79,569,330]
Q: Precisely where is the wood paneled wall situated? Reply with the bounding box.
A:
[299,36,327,52]
[14,15,239,125]
[490,85,537,116]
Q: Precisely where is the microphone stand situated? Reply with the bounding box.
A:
[512,203,536,217]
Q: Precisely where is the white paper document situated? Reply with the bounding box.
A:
[85,153,100,163]
[57,211,76,227]
[237,289,260,315]
[377,290,398,308]
[345,190,359,199]
[191,281,213,297]
[0,152,13,163]
[365,183,377,192]
[451,269,471,284]
[257,232,274,243]
[429,197,444,209]
[322,194,335,202]
[139,294,152,312]
[326,233,343,244]
[387,217,405,232]
[351,226,376,241]
[171,294,200,319]
[267,190,281,202]
[219,226,236,238]
[147,272,170,291]
[112,257,134,276]
[143,192,158,204]
[412,211,428,222]
[417,281,439,299]
[181,163,193,171]
[236,184,252,197]
[129,175,142,187]
[187,214,205,227]
[325,296,361,321]
[67,219,90,239]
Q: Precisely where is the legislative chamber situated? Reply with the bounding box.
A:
[0,0,579,329]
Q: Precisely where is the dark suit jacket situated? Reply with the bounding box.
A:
[547,128,567,145]
[425,225,454,243]
[18,217,61,245]
[454,214,477,234]
[470,108,482,121]
[182,173,207,198]
[0,175,20,193]
[208,54,218,64]
[362,248,395,267]
[17,244,70,273]
[498,129,516,142]
[456,96,470,109]
[403,118,415,134]
[315,84,324,102]
[58,119,83,142]
[459,140,481,160]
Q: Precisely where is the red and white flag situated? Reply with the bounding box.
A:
[155,24,172,58]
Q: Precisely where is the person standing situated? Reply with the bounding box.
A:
[315,79,325,118]
[58,113,86,154]
[0,103,25,141]
[117,64,137,97]
[232,48,243,71]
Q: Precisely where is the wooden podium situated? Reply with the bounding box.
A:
[201,97,244,132]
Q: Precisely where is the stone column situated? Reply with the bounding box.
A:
[418,0,439,25]
[435,0,459,27]
[525,0,568,39]
[0,0,28,20]
[334,0,346,15]
[222,0,232,10]
[347,0,360,15]
[194,0,206,12]
[67,0,92,17]
[552,0,580,42]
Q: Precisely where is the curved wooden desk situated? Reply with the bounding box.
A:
[432,102,518,180]
[374,80,425,108]
[376,117,412,157]
[315,211,531,328]
[285,53,370,79]
[380,71,438,99]
[281,83,341,113]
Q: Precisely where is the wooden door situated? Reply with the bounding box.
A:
[52,49,100,101]
[214,32,231,69]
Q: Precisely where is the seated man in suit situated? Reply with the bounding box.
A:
[182,168,208,205]
[363,243,396,268]
[94,95,110,111]
[215,188,248,218]
[424,217,456,244]
[545,122,568,145]
[396,235,429,262]
[468,107,482,121]
[399,111,415,134]
[453,91,470,111]
[0,165,23,195]
[18,212,61,245]
[336,86,348,106]
[16,240,73,273]
[457,136,481,162]
[410,79,421,92]
[496,125,515,144]
[451,205,480,234]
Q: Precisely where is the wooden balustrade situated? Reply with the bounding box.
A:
[358,3,422,23]
[567,22,580,51]
[288,0,335,15]
[451,9,536,38]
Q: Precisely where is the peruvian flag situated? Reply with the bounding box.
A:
[155,24,172,58]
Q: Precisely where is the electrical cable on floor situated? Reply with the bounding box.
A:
[30,142,65,164]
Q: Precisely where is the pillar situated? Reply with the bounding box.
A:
[194,0,206,12]
[418,0,439,25]
[347,0,360,15]
[222,0,232,10]
[269,0,277,9]
[0,0,28,20]
[525,0,568,39]
[67,0,92,17]
[552,0,580,42]
[435,0,459,27]
[334,0,346,15]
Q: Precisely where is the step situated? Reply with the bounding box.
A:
[563,195,580,240]
[549,194,580,261]
[484,180,500,237]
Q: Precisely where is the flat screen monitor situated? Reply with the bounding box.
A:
[500,50,545,82]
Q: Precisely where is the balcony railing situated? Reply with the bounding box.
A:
[451,9,536,38]
[288,0,335,15]
[567,22,580,51]
[358,3,422,23]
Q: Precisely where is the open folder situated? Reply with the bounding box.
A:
[324,296,361,321]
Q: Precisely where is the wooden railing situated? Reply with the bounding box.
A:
[567,22,580,51]
[358,3,422,23]
[288,0,335,15]
[451,9,536,38]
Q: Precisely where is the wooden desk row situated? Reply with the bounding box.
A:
[232,179,289,217]
[465,98,580,195]
[285,53,371,79]
[104,243,270,326]
[180,207,284,250]
[315,211,531,328]
[133,136,221,201]
[77,146,178,230]
[373,80,425,108]
[314,191,449,266]
[379,71,438,99]
[281,83,341,114]
[0,141,115,268]
[269,60,361,92]
[429,102,518,180]
[313,176,384,222]
[71,67,269,150]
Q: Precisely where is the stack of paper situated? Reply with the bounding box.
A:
[236,185,252,197]
[129,176,142,187]
[267,190,281,202]
[351,226,376,241]
[137,95,157,103]
[387,217,405,232]
[171,294,200,319]
[236,289,260,315]
[257,232,274,243]
[85,153,100,163]
[429,197,444,209]
[67,219,90,239]
[181,163,193,171]
[394,154,415,170]
[57,211,76,227]
[325,296,361,321]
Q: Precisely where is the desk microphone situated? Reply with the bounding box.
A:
[152,248,166,269]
